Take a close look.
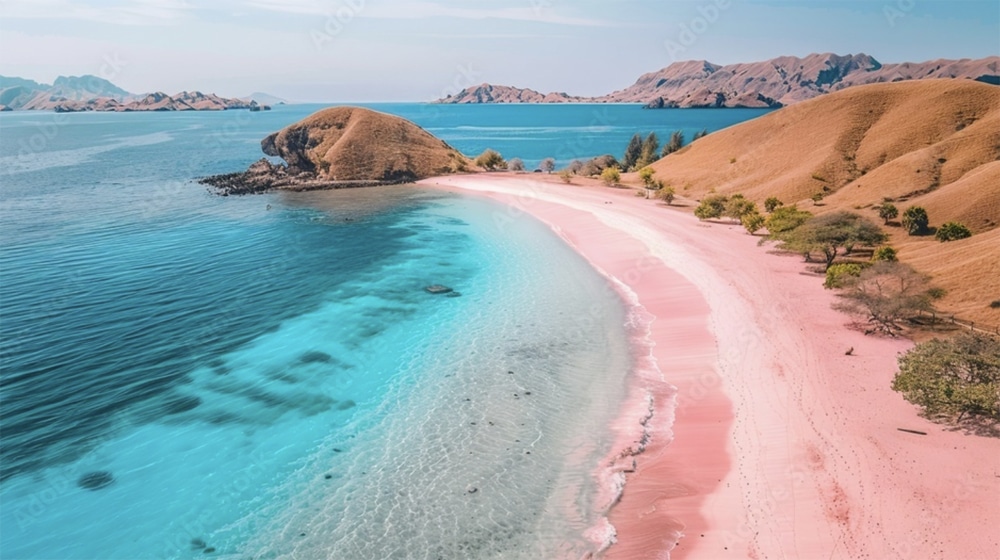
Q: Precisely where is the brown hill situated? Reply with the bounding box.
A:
[435,53,999,108]
[261,106,468,183]
[640,79,1000,326]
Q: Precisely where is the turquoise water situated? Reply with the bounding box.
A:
[0,104,768,558]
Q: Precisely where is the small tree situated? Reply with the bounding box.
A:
[540,157,556,174]
[935,222,972,242]
[622,133,643,172]
[876,202,898,225]
[601,166,621,186]
[833,261,937,335]
[558,169,573,184]
[872,246,898,262]
[742,210,766,235]
[658,186,676,205]
[764,197,783,213]
[902,206,930,235]
[693,129,708,141]
[776,211,888,269]
[662,130,685,157]
[694,194,729,220]
[475,149,507,171]
[892,333,1000,422]
[508,157,525,172]
[566,160,583,175]
[638,166,656,188]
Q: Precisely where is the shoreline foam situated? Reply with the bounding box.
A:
[423,174,1000,560]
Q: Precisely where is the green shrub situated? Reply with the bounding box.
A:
[892,333,1000,421]
[474,149,507,171]
[824,263,865,289]
[742,210,766,235]
[872,246,898,262]
[935,222,972,242]
[658,186,676,205]
[600,166,621,186]
[875,202,898,225]
[764,197,783,213]
[902,206,930,235]
[694,194,729,220]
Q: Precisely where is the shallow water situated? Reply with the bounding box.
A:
[0,105,766,558]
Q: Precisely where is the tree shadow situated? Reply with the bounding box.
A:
[938,414,1000,439]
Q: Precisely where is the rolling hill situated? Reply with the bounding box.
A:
[640,79,1000,326]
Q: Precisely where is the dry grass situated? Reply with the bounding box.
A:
[263,106,470,181]
[631,79,1000,326]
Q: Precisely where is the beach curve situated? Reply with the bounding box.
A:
[421,174,1000,560]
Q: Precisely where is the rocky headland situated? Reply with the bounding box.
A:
[200,106,470,195]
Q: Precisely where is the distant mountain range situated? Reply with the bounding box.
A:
[436,53,999,108]
[0,74,284,112]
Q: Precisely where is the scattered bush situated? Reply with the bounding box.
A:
[729,157,737,164]
[558,169,573,184]
[764,197,783,213]
[824,263,865,289]
[600,166,621,186]
[694,194,729,220]
[723,194,757,222]
[580,155,618,177]
[508,157,525,172]
[833,261,937,335]
[764,206,813,237]
[875,202,898,225]
[902,206,930,235]
[540,157,555,174]
[990,300,1000,309]
[935,222,972,242]
[658,186,676,205]
[741,210,766,235]
[566,160,583,175]
[693,129,708,141]
[639,166,657,188]
[892,333,1000,422]
[474,149,507,171]
[872,246,898,262]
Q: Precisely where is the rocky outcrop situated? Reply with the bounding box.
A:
[436,53,999,108]
[202,106,470,195]
[435,83,585,104]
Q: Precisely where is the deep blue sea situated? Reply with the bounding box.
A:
[0,103,769,559]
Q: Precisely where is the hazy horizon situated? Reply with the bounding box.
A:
[1,0,997,102]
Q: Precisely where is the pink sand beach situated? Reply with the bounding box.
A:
[422,175,1000,560]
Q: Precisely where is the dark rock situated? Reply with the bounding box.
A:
[191,538,207,550]
[325,473,333,479]
[203,547,216,554]
[78,471,114,490]
[336,400,356,410]
[298,351,334,365]
[425,285,453,294]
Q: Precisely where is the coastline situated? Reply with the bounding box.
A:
[421,174,1000,559]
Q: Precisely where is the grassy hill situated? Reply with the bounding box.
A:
[636,79,1000,327]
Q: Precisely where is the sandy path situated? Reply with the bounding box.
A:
[422,175,1000,560]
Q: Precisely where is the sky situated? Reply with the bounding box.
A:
[0,0,997,102]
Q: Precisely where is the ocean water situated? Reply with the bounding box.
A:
[0,104,768,559]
